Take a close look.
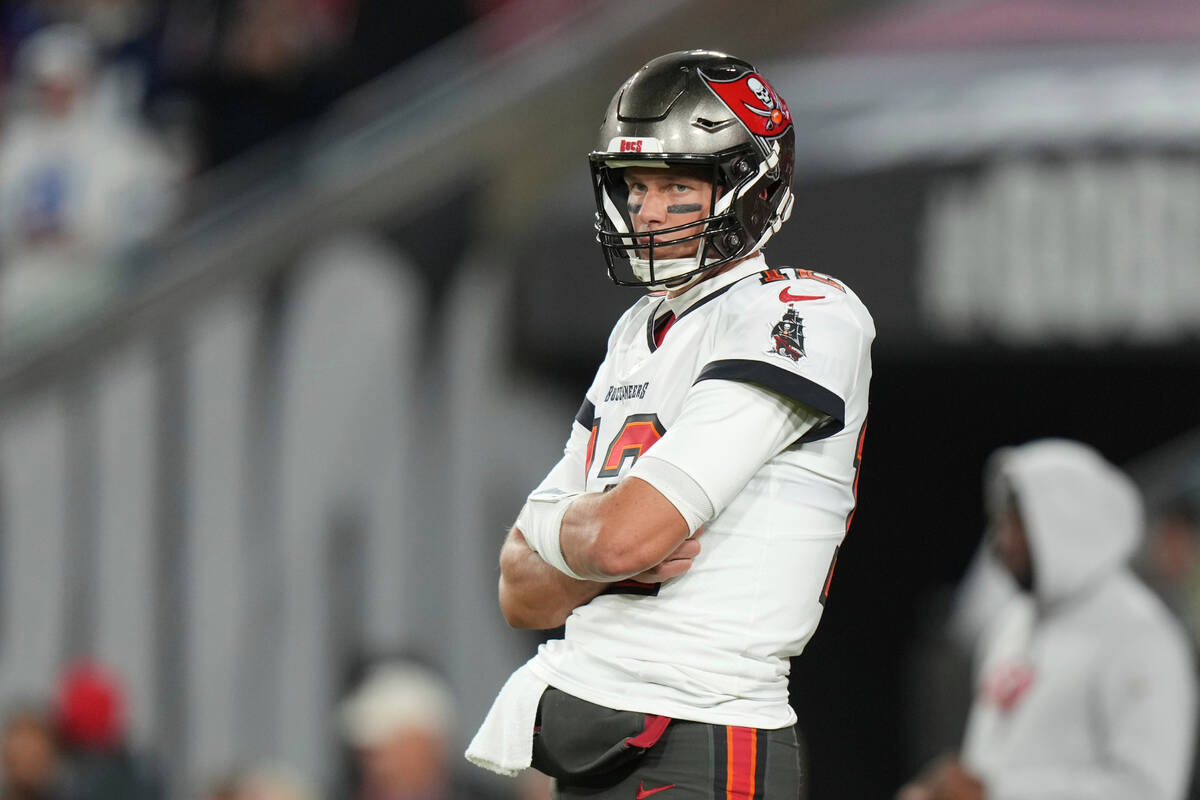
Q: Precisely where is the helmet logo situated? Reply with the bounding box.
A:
[701,70,791,138]
[605,137,665,155]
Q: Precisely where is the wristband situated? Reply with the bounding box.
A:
[515,490,587,580]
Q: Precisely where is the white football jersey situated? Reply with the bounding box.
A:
[524,254,874,729]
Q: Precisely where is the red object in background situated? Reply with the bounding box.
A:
[55,661,126,751]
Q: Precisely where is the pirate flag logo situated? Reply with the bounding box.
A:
[701,70,792,138]
[770,305,805,362]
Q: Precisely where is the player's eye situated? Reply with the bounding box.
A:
[627,182,647,193]
[671,184,693,193]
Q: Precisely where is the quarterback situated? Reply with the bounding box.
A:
[467,50,874,798]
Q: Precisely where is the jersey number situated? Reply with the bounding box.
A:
[586,413,666,478]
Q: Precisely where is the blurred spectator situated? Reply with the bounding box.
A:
[338,660,505,800]
[0,704,63,800]
[76,0,158,62]
[512,770,550,800]
[1143,498,1200,650]
[898,440,1197,800]
[202,763,317,800]
[0,23,180,342]
[234,764,317,800]
[162,0,471,171]
[1,0,159,76]
[1140,496,1200,800]
[199,772,240,800]
[53,661,163,800]
[179,0,340,167]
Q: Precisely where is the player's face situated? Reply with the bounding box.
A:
[623,167,716,261]
[990,493,1034,591]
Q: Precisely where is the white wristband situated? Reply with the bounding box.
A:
[515,490,587,580]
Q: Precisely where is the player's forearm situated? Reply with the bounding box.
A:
[498,527,605,629]
[560,478,691,580]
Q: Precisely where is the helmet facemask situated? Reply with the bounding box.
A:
[591,144,788,288]
[592,156,721,287]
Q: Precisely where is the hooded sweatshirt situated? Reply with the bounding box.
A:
[962,439,1197,800]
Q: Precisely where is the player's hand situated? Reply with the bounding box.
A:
[928,761,984,800]
[897,755,984,800]
[901,758,982,800]
[629,531,702,583]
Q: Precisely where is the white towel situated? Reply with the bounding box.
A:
[464,663,547,776]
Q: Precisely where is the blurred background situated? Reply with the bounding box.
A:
[0,0,1198,797]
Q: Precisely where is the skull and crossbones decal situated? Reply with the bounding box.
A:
[742,76,781,130]
[701,69,792,138]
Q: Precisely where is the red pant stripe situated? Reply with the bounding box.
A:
[725,726,757,798]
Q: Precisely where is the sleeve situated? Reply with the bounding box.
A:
[983,626,1198,800]
[695,286,866,441]
[627,379,825,523]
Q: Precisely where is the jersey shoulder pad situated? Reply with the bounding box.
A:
[752,266,851,294]
[732,265,873,332]
[728,266,849,314]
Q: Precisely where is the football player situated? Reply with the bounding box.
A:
[467,50,875,798]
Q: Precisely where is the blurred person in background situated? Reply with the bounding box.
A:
[0,22,179,342]
[0,0,161,93]
[898,439,1197,800]
[467,50,873,798]
[53,661,162,800]
[512,770,550,800]
[199,772,240,800]
[205,763,317,800]
[166,0,469,171]
[0,704,63,800]
[173,0,343,169]
[340,660,505,800]
[1142,497,1200,652]
[235,765,316,800]
[1141,495,1200,800]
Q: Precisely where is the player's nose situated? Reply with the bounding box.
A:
[639,191,669,225]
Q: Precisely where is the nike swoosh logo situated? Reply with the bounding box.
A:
[636,783,676,799]
[779,288,825,303]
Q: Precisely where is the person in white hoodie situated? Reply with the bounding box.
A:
[0,24,180,341]
[899,439,1198,800]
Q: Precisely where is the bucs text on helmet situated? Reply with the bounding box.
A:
[590,50,796,288]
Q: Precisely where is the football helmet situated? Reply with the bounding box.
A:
[590,50,795,288]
